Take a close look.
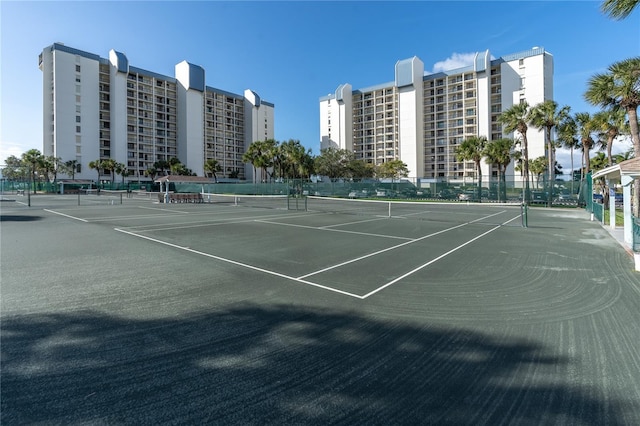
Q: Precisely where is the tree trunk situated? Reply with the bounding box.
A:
[627,107,640,217]
[547,128,554,208]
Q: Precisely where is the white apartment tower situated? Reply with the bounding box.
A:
[40,43,274,182]
[320,47,553,181]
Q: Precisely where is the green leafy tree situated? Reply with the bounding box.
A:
[499,102,531,202]
[314,148,352,181]
[377,159,409,180]
[455,135,487,201]
[2,155,28,181]
[347,159,375,180]
[484,138,515,202]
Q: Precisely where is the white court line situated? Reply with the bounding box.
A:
[297,209,512,280]
[361,213,522,299]
[320,216,390,228]
[255,220,413,241]
[44,209,88,222]
[74,208,290,224]
[297,222,469,279]
[137,206,190,214]
[124,211,316,232]
[114,227,365,299]
[115,209,521,300]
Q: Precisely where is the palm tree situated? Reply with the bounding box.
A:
[498,102,531,203]
[613,149,635,163]
[100,158,117,185]
[243,139,277,182]
[144,167,158,182]
[280,139,311,179]
[154,160,170,176]
[42,156,61,185]
[242,143,261,183]
[585,57,640,215]
[601,0,639,19]
[529,157,547,189]
[204,159,222,182]
[557,116,580,194]
[114,162,130,185]
[455,135,488,201]
[592,108,629,166]
[484,138,515,202]
[88,160,103,187]
[64,160,79,179]
[574,113,597,179]
[529,100,571,207]
[168,158,181,175]
[22,149,43,194]
[590,152,609,171]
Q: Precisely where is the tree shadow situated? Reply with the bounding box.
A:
[0,305,630,425]
[0,215,42,222]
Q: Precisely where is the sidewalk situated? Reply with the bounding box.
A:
[602,224,640,271]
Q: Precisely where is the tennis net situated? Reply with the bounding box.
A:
[202,193,289,209]
[78,189,126,205]
[303,196,528,226]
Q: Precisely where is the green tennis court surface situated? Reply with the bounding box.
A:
[2,194,640,424]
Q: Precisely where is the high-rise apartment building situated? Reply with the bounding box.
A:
[40,43,274,182]
[320,48,553,182]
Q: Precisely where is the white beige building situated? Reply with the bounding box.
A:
[320,47,553,182]
[40,43,274,182]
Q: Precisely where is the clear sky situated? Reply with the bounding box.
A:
[1,0,639,171]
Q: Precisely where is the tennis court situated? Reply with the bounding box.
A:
[2,193,640,424]
[42,194,528,299]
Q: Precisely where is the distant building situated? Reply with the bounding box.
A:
[320,48,553,182]
[40,43,274,182]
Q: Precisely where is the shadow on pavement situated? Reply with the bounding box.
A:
[0,215,42,222]
[0,305,629,425]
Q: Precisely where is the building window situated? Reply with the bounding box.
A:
[76,116,81,123]
[76,65,81,72]
[76,126,81,133]
[76,95,81,103]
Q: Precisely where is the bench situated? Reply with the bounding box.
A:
[160,193,204,203]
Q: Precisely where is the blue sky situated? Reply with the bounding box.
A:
[1,1,639,171]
